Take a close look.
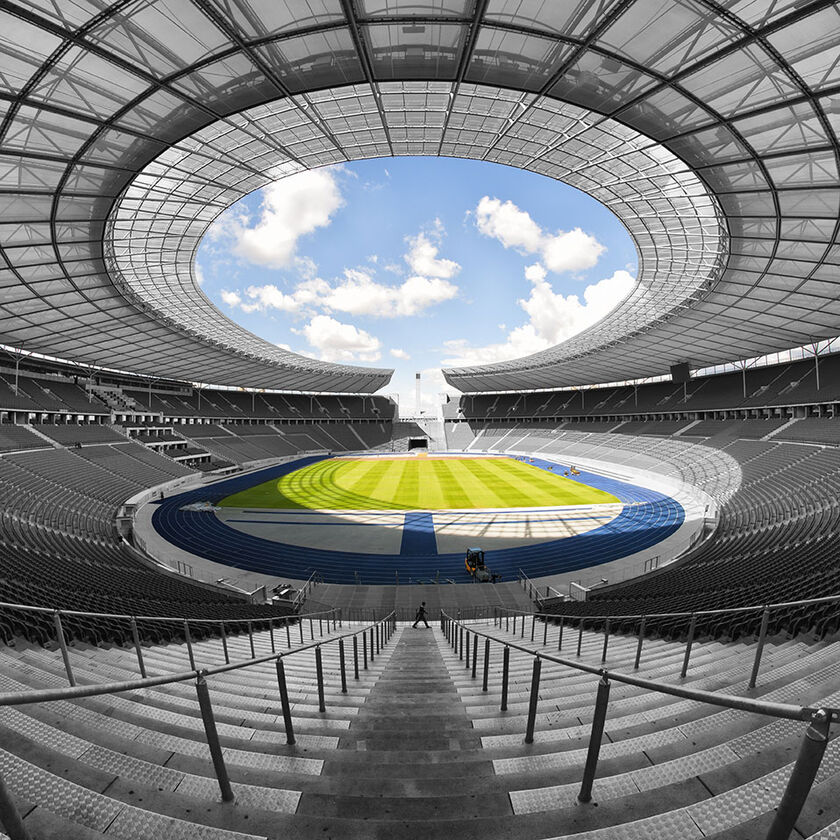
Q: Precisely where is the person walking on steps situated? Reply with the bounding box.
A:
[413,601,429,629]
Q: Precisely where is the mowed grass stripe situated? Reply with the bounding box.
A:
[363,458,409,511]
[218,457,620,510]
[458,459,538,508]
[420,460,451,508]
[492,460,577,506]
[334,459,398,509]
[433,459,474,509]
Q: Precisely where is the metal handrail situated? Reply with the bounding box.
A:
[0,609,397,840]
[495,591,840,623]
[0,612,394,708]
[517,568,562,601]
[442,612,835,723]
[441,610,836,840]
[0,598,335,625]
[291,570,323,609]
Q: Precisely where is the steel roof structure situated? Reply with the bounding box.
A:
[0,1,838,393]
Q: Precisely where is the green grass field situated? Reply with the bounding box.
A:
[218,457,619,511]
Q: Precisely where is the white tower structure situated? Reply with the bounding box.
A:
[415,372,421,416]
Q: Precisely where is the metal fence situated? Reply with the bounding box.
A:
[0,604,397,840]
[441,609,839,840]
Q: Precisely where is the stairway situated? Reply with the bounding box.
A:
[1,621,840,838]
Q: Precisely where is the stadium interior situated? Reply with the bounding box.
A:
[0,1,839,838]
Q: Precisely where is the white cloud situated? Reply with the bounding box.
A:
[211,170,344,269]
[194,262,206,286]
[390,348,410,360]
[229,266,458,320]
[442,268,635,366]
[475,196,543,252]
[475,196,605,274]
[324,269,459,318]
[294,315,382,363]
[220,220,460,321]
[240,284,303,314]
[404,224,460,279]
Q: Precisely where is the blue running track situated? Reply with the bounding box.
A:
[151,455,684,584]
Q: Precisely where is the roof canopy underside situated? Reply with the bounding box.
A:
[0,0,838,393]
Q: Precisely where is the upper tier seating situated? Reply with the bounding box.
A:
[0,373,104,414]
[123,388,396,421]
[455,352,840,421]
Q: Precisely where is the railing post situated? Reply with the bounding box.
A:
[184,620,196,671]
[339,638,347,694]
[459,626,464,660]
[530,615,535,642]
[524,657,542,744]
[558,617,564,651]
[248,621,255,658]
[130,617,146,679]
[634,616,646,670]
[309,618,314,640]
[543,617,548,646]
[465,630,470,670]
[275,658,296,745]
[501,645,510,712]
[749,606,771,689]
[577,619,584,657]
[220,621,230,664]
[195,673,235,803]
[286,618,291,649]
[53,611,74,687]
[512,615,516,636]
[363,631,368,670]
[315,646,326,712]
[375,623,380,655]
[0,766,31,840]
[353,634,360,680]
[483,639,490,692]
[505,613,509,632]
[269,620,275,654]
[520,614,525,638]
[765,709,831,840]
[681,614,697,679]
[298,618,304,644]
[369,627,375,662]
[319,617,323,637]
[471,634,478,679]
[578,674,611,803]
[601,619,611,664]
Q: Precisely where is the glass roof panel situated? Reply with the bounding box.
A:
[0,0,837,393]
[599,0,743,76]
[209,0,344,39]
[484,0,626,38]
[766,5,840,91]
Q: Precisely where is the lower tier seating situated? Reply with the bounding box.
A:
[0,619,838,838]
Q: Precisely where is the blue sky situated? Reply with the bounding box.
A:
[196,157,636,414]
